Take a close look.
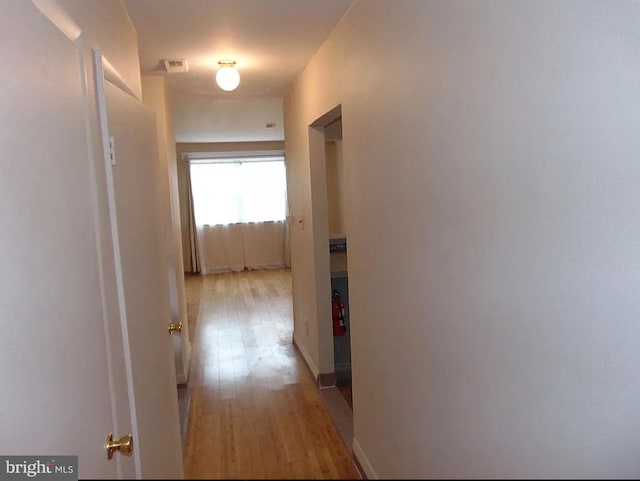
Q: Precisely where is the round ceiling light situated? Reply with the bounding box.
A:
[216,60,240,91]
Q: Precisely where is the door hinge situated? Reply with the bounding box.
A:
[109,136,116,166]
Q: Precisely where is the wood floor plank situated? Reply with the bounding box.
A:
[182,269,360,479]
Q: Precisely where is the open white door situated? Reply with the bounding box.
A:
[93,53,184,479]
[0,2,118,478]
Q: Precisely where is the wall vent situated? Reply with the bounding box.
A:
[163,59,189,73]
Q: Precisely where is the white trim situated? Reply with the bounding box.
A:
[101,55,140,101]
[32,1,138,102]
[31,0,81,41]
[182,149,285,162]
[78,37,125,478]
[189,155,285,165]
[293,331,319,379]
[352,438,379,479]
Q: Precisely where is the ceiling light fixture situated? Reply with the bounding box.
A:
[216,60,240,91]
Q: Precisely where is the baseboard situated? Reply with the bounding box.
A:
[292,331,319,379]
[206,265,245,274]
[352,438,378,479]
[317,371,336,388]
[205,263,287,275]
[352,452,368,480]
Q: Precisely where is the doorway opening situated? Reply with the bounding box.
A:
[309,105,352,399]
[308,104,355,450]
[323,116,351,407]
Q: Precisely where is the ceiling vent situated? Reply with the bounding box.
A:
[163,59,188,73]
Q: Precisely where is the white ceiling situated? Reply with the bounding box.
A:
[122,0,354,143]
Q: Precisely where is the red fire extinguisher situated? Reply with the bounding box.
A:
[332,289,347,336]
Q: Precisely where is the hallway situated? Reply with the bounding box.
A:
[182,269,360,479]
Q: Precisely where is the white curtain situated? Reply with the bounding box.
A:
[199,221,287,274]
[190,156,288,274]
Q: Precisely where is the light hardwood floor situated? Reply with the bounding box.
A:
[183,269,361,479]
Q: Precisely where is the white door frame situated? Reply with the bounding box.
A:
[92,49,144,477]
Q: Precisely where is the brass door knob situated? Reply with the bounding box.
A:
[105,432,133,460]
[167,321,182,334]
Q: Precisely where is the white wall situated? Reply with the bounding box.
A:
[56,0,142,97]
[4,0,182,476]
[325,140,345,236]
[284,0,640,478]
[141,76,192,385]
[173,96,285,142]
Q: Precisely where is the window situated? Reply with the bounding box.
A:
[190,156,287,226]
